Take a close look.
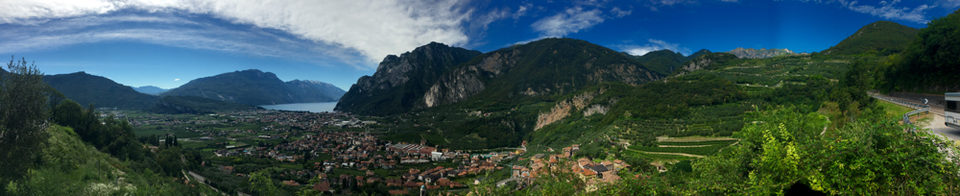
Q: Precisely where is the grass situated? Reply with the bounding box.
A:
[314,153,333,162]
[877,100,914,117]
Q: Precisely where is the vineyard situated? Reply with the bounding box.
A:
[628,138,738,160]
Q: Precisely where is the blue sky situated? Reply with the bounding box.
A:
[1,0,957,90]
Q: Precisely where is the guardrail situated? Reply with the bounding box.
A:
[870,94,930,132]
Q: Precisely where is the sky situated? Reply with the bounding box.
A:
[1,0,957,90]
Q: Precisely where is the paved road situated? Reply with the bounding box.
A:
[923,114,960,142]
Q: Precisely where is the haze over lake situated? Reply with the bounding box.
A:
[260,102,338,113]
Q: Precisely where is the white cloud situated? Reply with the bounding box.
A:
[794,0,935,24]
[0,0,480,68]
[942,0,960,9]
[531,7,604,37]
[621,39,691,56]
[844,0,934,24]
[174,78,180,81]
[515,5,529,20]
[611,7,632,18]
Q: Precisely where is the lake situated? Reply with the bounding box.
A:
[259,102,338,113]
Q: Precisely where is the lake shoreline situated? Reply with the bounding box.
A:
[259,102,338,113]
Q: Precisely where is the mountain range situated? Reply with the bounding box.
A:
[725,47,796,59]
[133,85,168,95]
[161,69,342,106]
[42,69,345,111]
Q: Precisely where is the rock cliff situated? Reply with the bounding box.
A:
[335,42,482,115]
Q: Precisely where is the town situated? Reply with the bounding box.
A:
[124,109,634,195]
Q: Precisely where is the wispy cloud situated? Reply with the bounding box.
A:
[174,78,180,81]
[620,39,691,56]
[642,0,738,11]
[611,7,633,18]
[794,0,935,24]
[845,0,934,24]
[531,7,604,37]
[0,14,353,66]
[942,0,960,9]
[0,0,496,69]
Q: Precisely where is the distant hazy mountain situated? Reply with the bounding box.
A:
[630,49,711,75]
[285,80,346,100]
[822,21,919,56]
[336,42,483,115]
[149,95,260,114]
[133,85,168,95]
[726,48,795,59]
[43,72,159,110]
[161,69,337,105]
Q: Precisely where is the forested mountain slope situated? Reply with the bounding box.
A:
[823,20,920,56]
[43,72,159,110]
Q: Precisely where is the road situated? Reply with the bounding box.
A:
[871,92,959,142]
[922,113,960,142]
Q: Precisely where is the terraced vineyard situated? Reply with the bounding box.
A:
[628,138,739,160]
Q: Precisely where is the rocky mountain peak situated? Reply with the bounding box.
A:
[726,47,795,59]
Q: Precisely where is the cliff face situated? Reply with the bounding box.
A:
[335,42,483,115]
[337,38,664,116]
[420,38,664,110]
[423,50,521,107]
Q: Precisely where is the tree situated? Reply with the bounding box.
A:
[0,56,51,191]
[249,169,280,195]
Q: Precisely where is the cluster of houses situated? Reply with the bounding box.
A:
[510,144,631,187]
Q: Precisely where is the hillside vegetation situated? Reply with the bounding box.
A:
[7,125,216,195]
[630,49,710,75]
[823,21,920,56]
[878,10,960,93]
[2,58,213,195]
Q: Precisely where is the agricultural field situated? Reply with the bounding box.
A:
[628,137,738,161]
